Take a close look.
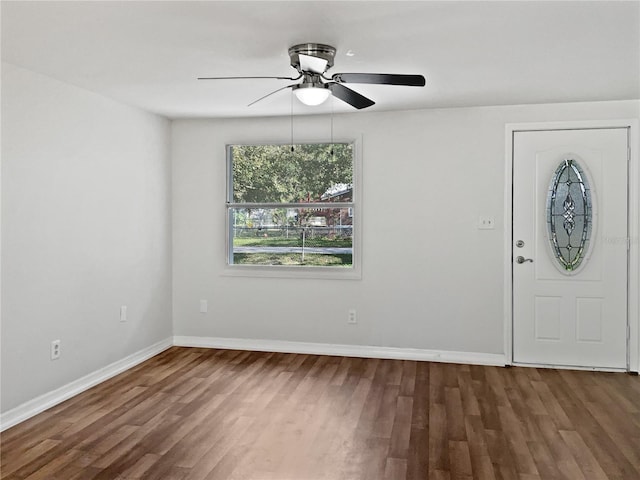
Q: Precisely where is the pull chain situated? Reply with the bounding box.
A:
[290,90,294,152]
[330,94,334,157]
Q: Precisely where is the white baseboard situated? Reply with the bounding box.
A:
[1,336,505,432]
[0,337,173,432]
[173,336,506,367]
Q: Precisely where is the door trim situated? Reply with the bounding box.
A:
[504,119,639,372]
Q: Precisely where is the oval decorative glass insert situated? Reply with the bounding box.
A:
[546,158,593,272]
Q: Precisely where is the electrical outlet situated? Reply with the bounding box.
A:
[51,340,61,360]
[478,216,495,230]
[348,309,357,324]
[120,305,127,322]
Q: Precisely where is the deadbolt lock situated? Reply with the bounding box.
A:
[516,240,525,248]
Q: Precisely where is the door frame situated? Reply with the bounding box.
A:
[504,119,639,372]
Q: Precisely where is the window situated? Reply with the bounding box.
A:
[227,143,356,274]
[546,158,593,273]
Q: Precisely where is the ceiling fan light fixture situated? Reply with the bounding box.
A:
[292,83,331,106]
[199,43,425,110]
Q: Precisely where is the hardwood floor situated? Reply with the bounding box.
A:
[1,347,639,479]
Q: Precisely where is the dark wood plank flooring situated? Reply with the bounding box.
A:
[1,347,639,479]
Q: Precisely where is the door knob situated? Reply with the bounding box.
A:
[516,256,533,264]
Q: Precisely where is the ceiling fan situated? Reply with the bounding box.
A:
[198,43,426,110]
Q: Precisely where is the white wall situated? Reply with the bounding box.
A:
[1,63,172,413]
[172,100,639,360]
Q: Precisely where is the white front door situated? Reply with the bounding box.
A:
[513,128,629,369]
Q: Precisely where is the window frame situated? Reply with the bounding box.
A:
[223,139,362,280]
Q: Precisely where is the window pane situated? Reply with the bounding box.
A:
[231,144,353,203]
[230,207,353,267]
[546,158,593,272]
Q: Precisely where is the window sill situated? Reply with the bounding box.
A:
[221,264,362,280]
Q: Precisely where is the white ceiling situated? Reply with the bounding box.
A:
[2,1,639,119]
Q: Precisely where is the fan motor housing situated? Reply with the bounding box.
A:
[288,43,336,70]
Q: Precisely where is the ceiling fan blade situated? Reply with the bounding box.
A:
[198,75,300,81]
[247,84,295,107]
[327,83,375,110]
[332,73,426,87]
[298,54,328,74]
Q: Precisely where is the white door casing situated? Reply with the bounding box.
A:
[511,127,629,370]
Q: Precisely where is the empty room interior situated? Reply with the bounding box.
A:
[2,1,640,479]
